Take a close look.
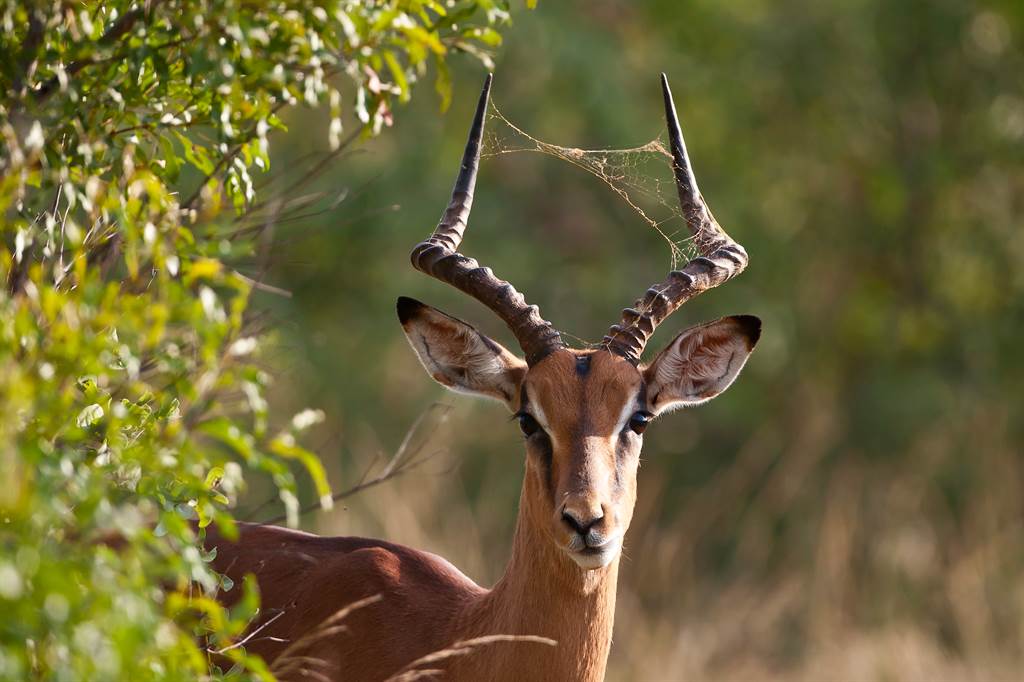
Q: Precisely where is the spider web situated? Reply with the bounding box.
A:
[482,103,699,270]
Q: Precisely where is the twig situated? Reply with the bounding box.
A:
[181,100,288,211]
[232,270,293,298]
[274,129,362,201]
[32,1,166,103]
[257,403,452,526]
[12,11,44,98]
[208,609,286,655]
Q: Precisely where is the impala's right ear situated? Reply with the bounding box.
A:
[397,297,527,408]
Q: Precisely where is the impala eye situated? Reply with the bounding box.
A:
[628,411,653,435]
[516,412,541,438]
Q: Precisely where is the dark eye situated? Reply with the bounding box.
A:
[517,412,541,438]
[628,411,653,435]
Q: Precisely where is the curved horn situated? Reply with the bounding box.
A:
[603,73,749,365]
[410,74,565,366]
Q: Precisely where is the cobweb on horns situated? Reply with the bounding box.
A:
[482,102,701,270]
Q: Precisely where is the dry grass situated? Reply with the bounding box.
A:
[269,595,383,681]
[385,635,557,682]
[296,388,1024,681]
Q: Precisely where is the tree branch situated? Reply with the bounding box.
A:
[255,404,453,526]
[11,10,44,98]
[31,1,165,103]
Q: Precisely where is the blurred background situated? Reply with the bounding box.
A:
[250,1,1023,679]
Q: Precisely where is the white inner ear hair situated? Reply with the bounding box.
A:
[417,320,502,375]
[455,326,508,378]
[656,328,745,404]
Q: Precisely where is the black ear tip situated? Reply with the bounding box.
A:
[396,296,425,324]
[732,314,762,348]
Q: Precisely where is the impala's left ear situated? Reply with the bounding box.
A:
[642,315,761,413]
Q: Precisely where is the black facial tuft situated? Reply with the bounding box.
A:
[575,354,591,376]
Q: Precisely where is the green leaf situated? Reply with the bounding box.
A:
[465,27,503,47]
[268,437,332,507]
[205,466,225,488]
[160,135,181,182]
[0,2,521,678]
[435,57,453,112]
[383,51,410,102]
[175,131,215,175]
[76,403,105,428]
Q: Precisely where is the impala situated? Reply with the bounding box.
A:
[208,73,761,681]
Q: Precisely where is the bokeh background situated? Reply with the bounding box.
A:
[251,1,1023,679]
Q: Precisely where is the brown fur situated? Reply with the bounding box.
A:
[207,350,638,681]
[207,309,758,681]
[519,350,644,563]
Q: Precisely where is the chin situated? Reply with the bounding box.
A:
[567,539,621,570]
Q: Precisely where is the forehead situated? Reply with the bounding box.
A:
[522,350,642,432]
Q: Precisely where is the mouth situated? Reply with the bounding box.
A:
[566,538,621,570]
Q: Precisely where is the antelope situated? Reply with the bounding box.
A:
[207,73,761,681]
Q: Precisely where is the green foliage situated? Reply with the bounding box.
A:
[0,1,524,679]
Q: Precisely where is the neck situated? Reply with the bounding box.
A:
[461,478,618,681]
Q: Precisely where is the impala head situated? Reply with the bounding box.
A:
[398,74,760,571]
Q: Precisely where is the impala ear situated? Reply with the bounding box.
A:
[642,315,761,414]
[397,297,527,408]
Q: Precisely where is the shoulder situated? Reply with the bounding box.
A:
[204,523,485,674]
[206,522,482,596]
[315,536,484,601]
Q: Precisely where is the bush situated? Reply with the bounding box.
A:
[0,2,526,678]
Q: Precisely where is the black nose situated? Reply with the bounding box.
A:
[562,509,603,536]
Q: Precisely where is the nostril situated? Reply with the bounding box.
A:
[562,509,603,535]
[562,510,584,534]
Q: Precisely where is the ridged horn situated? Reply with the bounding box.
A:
[602,73,749,365]
[409,74,565,366]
